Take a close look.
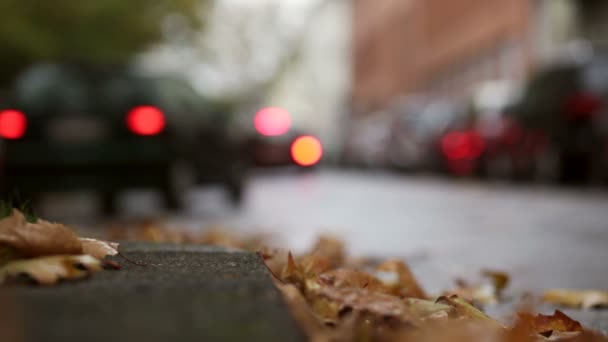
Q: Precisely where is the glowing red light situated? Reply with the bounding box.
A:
[254,107,292,136]
[442,131,485,161]
[127,106,166,136]
[0,109,27,139]
[291,135,323,166]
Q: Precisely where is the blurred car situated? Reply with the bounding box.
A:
[387,99,458,172]
[341,111,392,169]
[499,53,608,183]
[0,63,247,213]
[245,107,323,168]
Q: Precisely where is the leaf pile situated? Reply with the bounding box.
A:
[259,237,605,342]
[112,224,607,341]
[0,209,119,285]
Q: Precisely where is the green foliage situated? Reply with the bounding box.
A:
[0,0,206,84]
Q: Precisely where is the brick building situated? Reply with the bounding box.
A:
[352,0,536,114]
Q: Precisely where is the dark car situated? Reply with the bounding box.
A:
[246,107,323,168]
[0,63,247,213]
[503,54,608,183]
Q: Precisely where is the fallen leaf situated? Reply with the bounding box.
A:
[274,281,324,337]
[544,289,608,309]
[436,295,501,326]
[446,270,510,305]
[0,209,82,258]
[482,270,510,296]
[376,259,427,298]
[318,268,387,292]
[0,255,102,285]
[79,238,119,260]
[310,235,346,266]
[317,286,415,322]
[518,310,583,338]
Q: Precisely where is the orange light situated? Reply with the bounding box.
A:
[291,135,323,166]
[254,107,292,136]
[127,106,166,136]
[0,109,27,139]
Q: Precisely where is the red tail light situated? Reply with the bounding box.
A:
[564,92,601,120]
[127,106,166,136]
[442,131,485,161]
[0,109,27,139]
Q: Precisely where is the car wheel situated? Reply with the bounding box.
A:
[227,182,244,206]
[226,160,247,206]
[162,161,195,212]
[100,192,118,216]
[534,146,560,183]
[559,151,590,184]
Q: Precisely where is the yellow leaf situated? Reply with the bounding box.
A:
[0,209,82,258]
[544,289,608,309]
[79,238,119,260]
[0,255,101,285]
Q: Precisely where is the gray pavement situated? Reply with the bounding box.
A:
[1,243,304,342]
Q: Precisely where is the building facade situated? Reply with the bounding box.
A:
[352,0,536,114]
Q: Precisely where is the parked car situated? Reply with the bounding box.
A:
[0,63,247,213]
[387,99,467,173]
[342,111,394,169]
[503,54,608,183]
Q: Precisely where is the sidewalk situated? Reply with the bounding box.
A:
[1,243,304,342]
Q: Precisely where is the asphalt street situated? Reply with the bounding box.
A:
[45,169,608,296]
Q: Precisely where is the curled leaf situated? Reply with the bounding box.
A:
[0,209,82,258]
[377,259,427,299]
[0,255,102,285]
[436,295,501,326]
[518,310,583,338]
[79,238,119,260]
[543,289,608,309]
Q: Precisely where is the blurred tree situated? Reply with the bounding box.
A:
[0,0,207,85]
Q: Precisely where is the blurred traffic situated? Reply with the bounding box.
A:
[1,0,608,216]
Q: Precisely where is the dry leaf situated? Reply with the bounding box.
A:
[0,209,82,258]
[317,286,414,322]
[447,270,510,305]
[275,280,327,339]
[0,255,102,285]
[376,259,427,298]
[79,238,119,260]
[436,295,501,326]
[318,268,387,292]
[544,289,608,309]
[517,310,583,338]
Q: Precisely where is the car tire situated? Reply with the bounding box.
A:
[162,161,195,212]
[227,182,244,206]
[101,192,118,216]
[559,151,590,184]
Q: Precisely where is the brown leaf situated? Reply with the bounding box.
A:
[79,238,119,260]
[436,295,502,326]
[376,259,427,298]
[317,286,415,322]
[482,270,510,296]
[275,281,325,337]
[0,255,102,285]
[543,289,608,309]
[518,310,583,338]
[0,209,82,258]
[318,268,387,292]
[310,235,346,266]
